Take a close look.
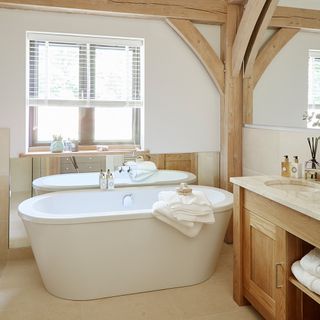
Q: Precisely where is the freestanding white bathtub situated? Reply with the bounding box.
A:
[32,170,196,194]
[18,185,233,300]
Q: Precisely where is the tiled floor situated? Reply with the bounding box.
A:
[0,244,262,320]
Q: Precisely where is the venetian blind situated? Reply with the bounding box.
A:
[27,32,144,108]
[308,50,320,108]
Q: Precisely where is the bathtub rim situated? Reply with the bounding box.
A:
[32,169,197,193]
[18,185,233,225]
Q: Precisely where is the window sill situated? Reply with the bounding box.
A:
[20,146,148,158]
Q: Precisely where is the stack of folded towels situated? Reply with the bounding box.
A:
[152,189,215,238]
[291,247,320,295]
[126,160,157,181]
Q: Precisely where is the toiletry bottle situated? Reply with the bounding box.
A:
[99,171,107,190]
[290,156,302,178]
[281,155,290,177]
[99,169,104,187]
[108,173,115,190]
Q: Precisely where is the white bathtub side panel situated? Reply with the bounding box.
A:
[25,211,231,300]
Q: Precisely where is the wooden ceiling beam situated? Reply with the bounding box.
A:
[0,0,227,24]
[270,6,320,30]
[253,27,299,88]
[167,18,225,95]
[244,0,279,77]
[232,0,267,77]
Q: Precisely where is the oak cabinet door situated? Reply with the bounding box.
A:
[244,209,286,320]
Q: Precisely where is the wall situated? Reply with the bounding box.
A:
[0,129,10,259]
[254,30,320,128]
[0,9,221,157]
[279,0,320,10]
[243,126,320,176]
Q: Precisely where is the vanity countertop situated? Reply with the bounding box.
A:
[230,176,320,221]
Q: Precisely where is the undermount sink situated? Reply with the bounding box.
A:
[264,179,320,192]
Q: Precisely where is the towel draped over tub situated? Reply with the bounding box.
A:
[152,190,215,237]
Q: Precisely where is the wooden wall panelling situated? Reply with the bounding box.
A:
[148,153,197,176]
[166,18,225,95]
[231,0,267,76]
[147,154,165,170]
[164,153,197,175]
[270,6,320,30]
[243,0,279,77]
[253,27,299,88]
[220,4,243,243]
[0,0,227,24]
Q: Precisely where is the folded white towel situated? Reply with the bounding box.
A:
[126,160,157,172]
[152,210,203,238]
[126,161,157,181]
[152,190,215,238]
[159,191,212,209]
[291,260,320,295]
[300,248,320,278]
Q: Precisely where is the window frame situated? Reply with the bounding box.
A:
[308,49,320,110]
[27,32,144,148]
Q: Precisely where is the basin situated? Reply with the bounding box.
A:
[264,179,320,192]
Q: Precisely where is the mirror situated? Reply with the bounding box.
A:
[9,152,219,248]
[252,29,320,129]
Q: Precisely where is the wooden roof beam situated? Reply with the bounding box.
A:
[232,0,267,77]
[271,6,320,30]
[0,0,227,24]
[253,27,299,87]
[167,18,225,95]
[244,0,279,77]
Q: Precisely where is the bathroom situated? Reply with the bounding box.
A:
[1,0,320,319]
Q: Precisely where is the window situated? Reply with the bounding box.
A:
[307,50,320,128]
[27,32,144,147]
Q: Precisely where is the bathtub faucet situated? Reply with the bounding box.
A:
[118,164,131,173]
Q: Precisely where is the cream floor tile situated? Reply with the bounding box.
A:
[81,290,182,320]
[189,306,263,320]
[0,307,23,320]
[0,244,261,320]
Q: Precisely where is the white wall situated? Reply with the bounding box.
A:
[243,126,320,176]
[254,30,320,128]
[0,9,221,157]
[279,0,320,10]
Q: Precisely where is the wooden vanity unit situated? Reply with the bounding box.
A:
[231,176,320,320]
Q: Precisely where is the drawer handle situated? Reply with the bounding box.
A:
[275,263,283,288]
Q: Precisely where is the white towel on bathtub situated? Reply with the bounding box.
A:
[126,161,157,181]
[152,190,215,238]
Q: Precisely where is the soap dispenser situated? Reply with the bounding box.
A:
[108,173,115,190]
[290,156,302,178]
[281,155,290,177]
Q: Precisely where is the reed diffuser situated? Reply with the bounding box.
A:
[305,137,320,179]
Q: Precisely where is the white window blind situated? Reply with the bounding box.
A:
[27,32,144,108]
[308,50,320,108]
